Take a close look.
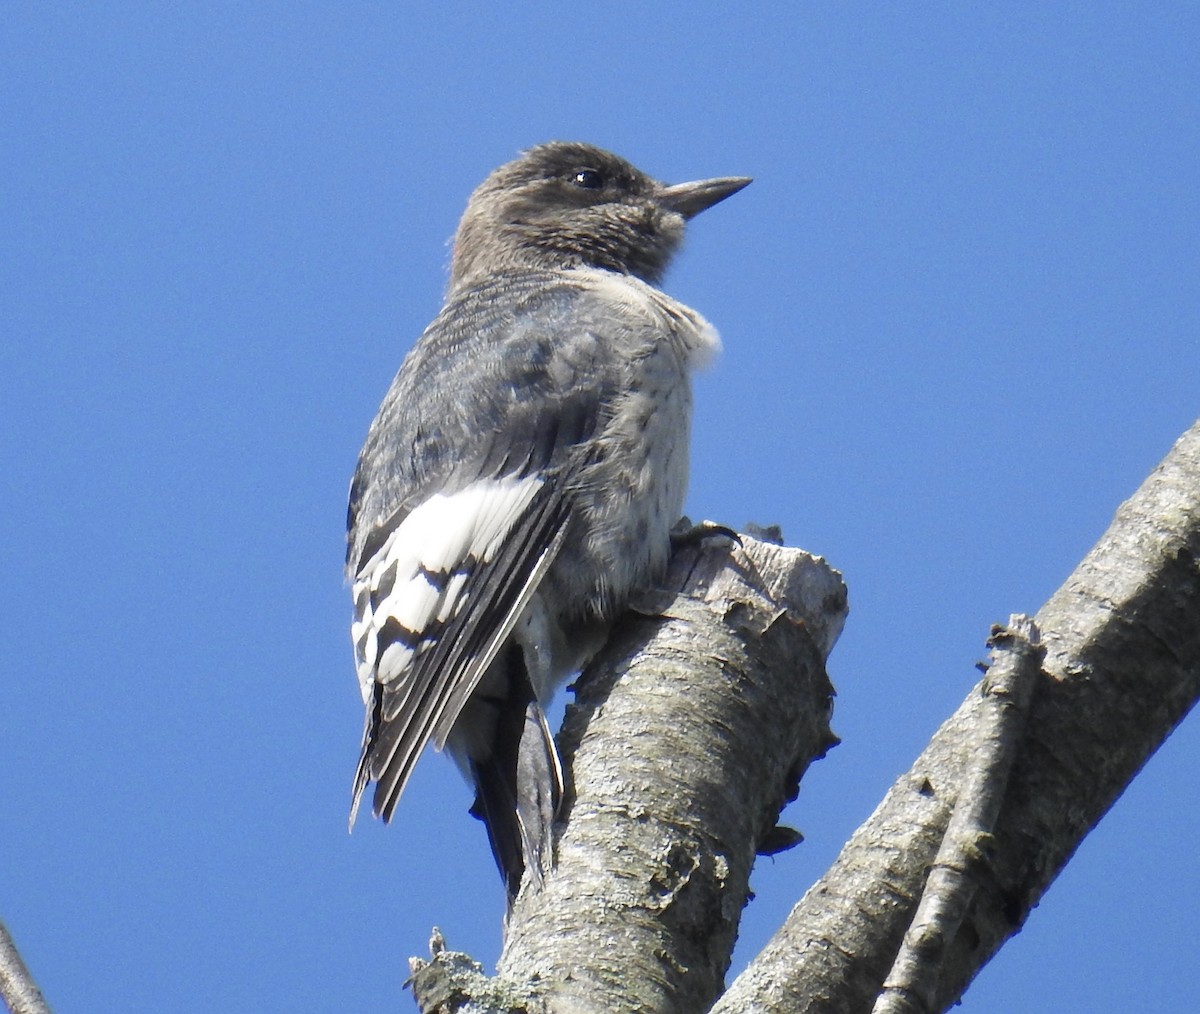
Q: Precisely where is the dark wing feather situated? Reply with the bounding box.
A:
[359,485,572,822]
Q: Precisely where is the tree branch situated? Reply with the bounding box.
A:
[410,534,849,1012]
[714,420,1200,1013]
[0,919,51,1014]
[873,615,1044,1014]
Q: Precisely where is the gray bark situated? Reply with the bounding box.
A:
[413,535,848,1012]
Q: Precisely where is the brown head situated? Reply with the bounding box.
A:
[449,141,750,292]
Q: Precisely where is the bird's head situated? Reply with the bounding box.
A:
[449,142,750,291]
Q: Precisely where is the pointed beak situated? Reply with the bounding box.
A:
[657,175,752,219]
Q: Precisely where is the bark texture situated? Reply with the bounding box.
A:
[411,534,848,1012]
[714,421,1200,1013]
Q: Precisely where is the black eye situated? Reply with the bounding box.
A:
[571,168,604,190]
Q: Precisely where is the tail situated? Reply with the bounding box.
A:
[468,663,563,905]
[348,680,383,831]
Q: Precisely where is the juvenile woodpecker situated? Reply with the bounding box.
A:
[347,141,749,901]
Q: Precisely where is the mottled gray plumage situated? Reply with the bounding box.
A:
[346,141,749,901]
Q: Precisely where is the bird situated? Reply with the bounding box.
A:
[346,141,750,902]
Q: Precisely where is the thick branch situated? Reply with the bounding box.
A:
[474,534,848,1013]
[715,420,1200,1013]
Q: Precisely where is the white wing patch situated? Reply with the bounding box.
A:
[351,475,545,705]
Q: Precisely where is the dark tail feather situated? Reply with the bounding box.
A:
[470,694,562,906]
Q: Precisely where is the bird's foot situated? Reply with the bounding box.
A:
[670,517,742,549]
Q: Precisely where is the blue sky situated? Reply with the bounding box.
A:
[3,4,1197,1011]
